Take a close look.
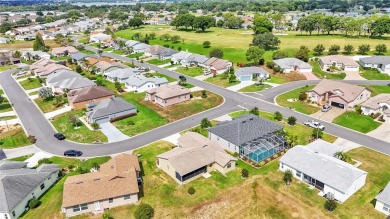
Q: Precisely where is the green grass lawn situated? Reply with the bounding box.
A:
[0,128,30,149]
[267,75,287,84]
[19,78,43,90]
[204,74,240,88]
[0,98,12,113]
[52,110,108,143]
[103,47,113,51]
[181,83,195,88]
[51,56,69,61]
[29,91,38,96]
[79,49,96,55]
[238,83,272,92]
[9,154,33,161]
[0,115,16,120]
[0,65,17,72]
[96,76,126,94]
[112,49,124,55]
[114,92,168,136]
[146,58,171,65]
[146,72,176,82]
[34,97,66,113]
[275,85,320,114]
[310,61,346,80]
[333,111,380,133]
[365,85,390,97]
[127,52,144,59]
[360,69,390,80]
[175,67,204,77]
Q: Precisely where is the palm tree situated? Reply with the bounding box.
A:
[333,151,351,162]
[287,134,298,148]
[25,52,32,61]
[283,170,293,185]
[81,58,91,71]
[97,49,103,57]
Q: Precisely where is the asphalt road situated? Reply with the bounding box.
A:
[1,37,389,157]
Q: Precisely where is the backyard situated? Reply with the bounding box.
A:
[204,73,240,88]
[19,78,43,90]
[0,127,30,149]
[333,111,381,133]
[275,85,320,115]
[310,61,346,80]
[175,67,204,77]
[238,83,272,92]
[34,97,67,113]
[52,110,108,143]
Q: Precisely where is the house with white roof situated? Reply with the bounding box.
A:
[375,181,390,215]
[124,74,168,92]
[22,51,50,61]
[279,140,368,203]
[104,67,144,83]
[89,33,111,44]
[361,93,390,120]
[171,51,193,65]
[235,67,269,81]
[273,58,313,74]
[359,56,390,75]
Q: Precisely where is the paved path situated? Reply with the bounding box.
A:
[25,151,53,168]
[99,122,130,143]
[44,105,72,119]
[310,108,344,123]
[0,118,20,126]
[302,72,320,80]
[344,71,367,80]
[367,120,390,143]
[227,81,255,92]
[3,145,40,159]
[0,111,16,117]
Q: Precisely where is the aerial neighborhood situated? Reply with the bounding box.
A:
[1,0,390,219]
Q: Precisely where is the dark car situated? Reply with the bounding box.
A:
[64,150,83,157]
[54,133,66,140]
[179,75,186,80]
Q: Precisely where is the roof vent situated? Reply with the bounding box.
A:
[76,181,83,184]
[93,178,100,181]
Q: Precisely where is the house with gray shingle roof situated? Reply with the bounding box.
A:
[0,160,59,219]
[124,74,168,92]
[70,52,98,66]
[208,114,286,163]
[359,56,390,74]
[235,67,269,81]
[86,97,137,124]
[273,58,312,74]
[375,181,390,215]
[46,70,96,93]
[279,140,368,203]
[104,67,144,83]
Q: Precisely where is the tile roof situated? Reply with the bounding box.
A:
[62,154,140,208]
[204,57,230,70]
[86,97,136,120]
[185,54,209,64]
[208,114,283,146]
[146,84,190,99]
[51,46,78,55]
[361,93,390,109]
[68,86,114,104]
[320,55,359,67]
[376,181,390,205]
[310,80,369,103]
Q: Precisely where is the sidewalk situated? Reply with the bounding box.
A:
[25,87,42,94]
[3,145,40,159]
[25,151,53,168]
[0,111,16,117]
[44,105,72,119]
[0,118,20,125]
[227,81,255,92]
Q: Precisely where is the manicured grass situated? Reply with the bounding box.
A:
[146,72,176,82]
[19,78,43,90]
[127,52,144,59]
[52,110,108,143]
[0,40,60,50]
[114,92,168,136]
[333,111,380,133]
[112,49,124,55]
[275,85,320,114]
[310,61,346,80]
[204,74,240,88]
[360,68,390,80]
[0,65,17,72]
[29,91,38,96]
[175,67,204,77]
[0,115,16,120]
[181,83,194,88]
[34,97,66,113]
[103,47,113,51]
[365,85,390,97]
[79,49,96,55]
[146,58,171,65]
[96,76,126,94]
[238,83,272,92]
[9,154,33,161]
[0,128,30,149]
[180,120,219,137]
[267,75,287,84]
[51,56,68,61]
[0,97,12,113]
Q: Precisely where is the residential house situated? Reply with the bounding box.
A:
[319,55,359,73]
[86,97,137,124]
[361,94,390,119]
[359,56,390,75]
[124,74,168,92]
[182,54,209,67]
[273,58,313,74]
[94,61,127,75]
[46,70,96,93]
[67,86,114,109]
[375,181,390,215]
[104,67,144,83]
[145,84,190,107]
[33,61,71,78]
[157,132,237,184]
[279,140,368,203]
[22,50,50,61]
[62,154,141,217]
[0,37,10,43]
[50,46,78,57]
[89,33,111,44]
[0,161,59,219]
[0,54,20,66]
[131,43,150,54]
[171,51,193,65]
[208,114,286,163]
[203,57,232,75]
[235,67,269,81]
[144,45,179,60]
[307,80,371,109]
[70,52,98,66]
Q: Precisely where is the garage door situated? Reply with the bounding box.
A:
[331,101,345,109]
[240,76,251,81]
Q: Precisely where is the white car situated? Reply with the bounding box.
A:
[321,105,332,112]
[304,120,325,130]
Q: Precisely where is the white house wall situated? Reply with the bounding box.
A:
[375,201,390,215]
[208,132,239,153]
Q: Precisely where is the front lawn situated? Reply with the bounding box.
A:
[0,97,12,113]
[275,85,320,114]
[267,75,287,84]
[204,74,240,88]
[51,56,68,61]
[146,72,176,82]
[310,61,346,80]
[365,85,390,97]
[146,58,171,65]
[112,50,124,55]
[360,68,390,80]
[176,67,204,77]
[0,65,17,72]
[238,83,272,92]
[333,111,380,133]
[19,78,43,90]
[127,52,144,59]
[34,97,67,113]
[0,128,30,149]
[52,110,108,143]
[0,115,16,120]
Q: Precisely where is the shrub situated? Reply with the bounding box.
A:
[28,198,41,209]
[287,116,297,125]
[266,61,274,69]
[91,122,100,130]
[187,187,196,195]
[274,111,283,121]
[283,170,293,185]
[28,135,37,144]
[298,92,307,101]
[102,213,114,219]
[273,154,279,159]
[259,161,266,167]
[233,152,239,157]
[324,198,337,211]
[202,41,211,48]
[249,107,259,116]
[134,203,154,219]
[266,158,272,162]
[38,158,52,165]
[200,118,212,128]
[241,168,249,178]
[273,66,281,73]
[201,90,207,98]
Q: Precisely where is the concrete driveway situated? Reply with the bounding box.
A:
[344,71,366,80]
[99,122,130,143]
[302,72,319,80]
[227,81,255,92]
[310,107,344,122]
[367,120,390,143]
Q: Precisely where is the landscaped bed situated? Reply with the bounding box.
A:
[176,67,204,77]
[19,78,43,90]
[52,110,108,143]
[275,85,320,114]
[238,84,272,92]
[310,61,346,80]
[333,111,380,133]
[0,127,30,149]
[204,74,240,88]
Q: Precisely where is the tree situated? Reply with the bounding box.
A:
[68,114,80,127]
[91,122,100,130]
[0,22,12,34]
[313,44,325,56]
[128,18,143,29]
[224,16,243,29]
[33,32,46,51]
[38,87,53,100]
[200,118,212,129]
[272,50,288,60]
[274,111,283,121]
[246,47,265,65]
[149,32,156,40]
[344,44,354,55]
[229,74,237,83]
[193,16,214,32]
[312,128,323,139]
[333,151,351,162]
[252,33,280,50]
[76,65,82,73]
[97,49,103,57]
[324,198,337,211]
[203,41,211,48]
[286,133,298,148]
[160,33,171,41]
[171,35,181,43]
[375,44,387,55]
[295,45,310,62]
[358,44,370,55]
[249,107,259,116]
[287,116,296,125]
[328,44,341,55]
[209,48,224,58]
[134,203,154,219]
[283,170,293,185]
[241,169,249,178]
[252,14,273,34]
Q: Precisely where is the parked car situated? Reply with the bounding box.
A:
[321,105,332,112]
[304,120,325,130]
[54,133,66,140]
[179,75,186,80]
[64,150,83,157]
